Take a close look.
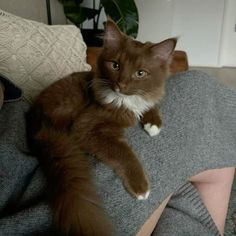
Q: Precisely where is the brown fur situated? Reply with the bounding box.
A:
[27,19,177,235]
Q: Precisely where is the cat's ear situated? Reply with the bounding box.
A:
[150,38,177,61]
[103,18,123,49]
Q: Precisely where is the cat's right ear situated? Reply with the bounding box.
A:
[103,18,123,50]
[150,38,178,61]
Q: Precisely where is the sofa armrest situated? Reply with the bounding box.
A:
[87,47,189,74]
[170,51,189,73]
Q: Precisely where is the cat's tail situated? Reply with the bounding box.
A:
[29,127,113,236]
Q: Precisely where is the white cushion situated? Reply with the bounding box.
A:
[0,10,91,102]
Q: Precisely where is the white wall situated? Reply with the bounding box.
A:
[0,0,66,24]
[1,0,235,67]
[136,0,227,67]
[136,0,174,42]
[219,0,236,67]
[171,0,225,67]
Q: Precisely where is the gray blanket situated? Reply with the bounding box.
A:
[0,101,51,235]
[0,70,235,236]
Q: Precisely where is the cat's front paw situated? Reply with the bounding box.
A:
[137,190,150,200]
[124,173,150,200]
[144,123,161,137]
[134,181,150,201]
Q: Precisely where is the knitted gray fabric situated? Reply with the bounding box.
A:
[0,101,52,235]
[92,70,236,235]
[152,182,220,236]
[0,70,235,235]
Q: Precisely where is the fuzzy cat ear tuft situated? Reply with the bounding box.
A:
[150,38,178,61]
[103,18,123,48]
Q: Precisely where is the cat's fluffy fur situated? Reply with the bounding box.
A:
[27,19,177,236]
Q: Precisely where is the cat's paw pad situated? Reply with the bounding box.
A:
[144,123,161,136]
[137,191,150,200]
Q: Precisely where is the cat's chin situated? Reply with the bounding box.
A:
[112,89,132,97]
[115,87,120,93]
[114,91,128,97]
[112,87,131,96]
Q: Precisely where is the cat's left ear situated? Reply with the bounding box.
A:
[103,17,123,49]
[150,38,177,61]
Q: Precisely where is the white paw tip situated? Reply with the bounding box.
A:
[144,123,161,137]
[137,191,150,200]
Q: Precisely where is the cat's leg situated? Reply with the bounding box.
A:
[30,127,113,235]
[82,134,150,200]
[141,107,162,136]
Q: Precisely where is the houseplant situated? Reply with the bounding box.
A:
[58,0,139,46]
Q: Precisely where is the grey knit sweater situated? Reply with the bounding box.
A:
[0,70,235,235]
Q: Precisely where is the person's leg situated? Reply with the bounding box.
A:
[136,167,235,236]
[190,167,235,235]
[136,194,172,236]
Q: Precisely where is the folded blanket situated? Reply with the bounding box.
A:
[0,101,52,235]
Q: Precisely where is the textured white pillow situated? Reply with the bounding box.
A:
[0,10,91,102]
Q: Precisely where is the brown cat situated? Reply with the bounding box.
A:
[27,19,177,236]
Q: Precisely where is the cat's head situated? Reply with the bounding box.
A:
[95,19,177,111]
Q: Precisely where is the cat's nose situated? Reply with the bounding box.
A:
[118,83,126,89]
[115,82,126,93]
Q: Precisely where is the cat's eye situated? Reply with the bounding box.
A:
[135,70,148,78]
[111,62,120,71]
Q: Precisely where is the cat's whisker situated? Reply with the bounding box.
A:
[88,78,105,89]
[87,80,94,89]
[93,78,111,87]
[133,89,148,97]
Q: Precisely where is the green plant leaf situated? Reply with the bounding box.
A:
[63,6,99,26]
[58,0,99,26]
[101,0,139,38]
[58,0,139,37]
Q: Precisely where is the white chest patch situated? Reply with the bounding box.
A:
[101,89,155,118]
